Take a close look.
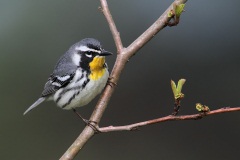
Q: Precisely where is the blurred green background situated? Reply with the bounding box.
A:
[1,0,240,159]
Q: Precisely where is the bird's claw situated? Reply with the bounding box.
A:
[107,77,117,87]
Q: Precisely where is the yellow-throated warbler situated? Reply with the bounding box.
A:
[23,38,112,115]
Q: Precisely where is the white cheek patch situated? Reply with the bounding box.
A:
[76,45,101,53]
[72,53,81,66]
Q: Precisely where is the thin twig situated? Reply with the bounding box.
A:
[125,0,187,58]
[99,0,123,53]
[98,107,240,132]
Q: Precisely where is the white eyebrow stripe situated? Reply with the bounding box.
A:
[76,46,101,53]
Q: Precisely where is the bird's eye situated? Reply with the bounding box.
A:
[85,52,93,58]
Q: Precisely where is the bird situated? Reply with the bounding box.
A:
[23,38,112,116]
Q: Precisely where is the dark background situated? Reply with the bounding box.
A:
[1,0,240,159]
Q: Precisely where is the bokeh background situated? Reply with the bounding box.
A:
[1,0,240,159]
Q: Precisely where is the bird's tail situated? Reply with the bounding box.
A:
[23,97,46,115]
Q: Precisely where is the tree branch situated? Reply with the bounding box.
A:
[60,0,188,159]
[99,0,123,53]
[126,0,187,58]
[98,107,240,132]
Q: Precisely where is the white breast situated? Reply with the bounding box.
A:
[53,68,109,110]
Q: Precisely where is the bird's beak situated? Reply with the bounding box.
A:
[99,50,113,56]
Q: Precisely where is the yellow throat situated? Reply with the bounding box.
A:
[89,57,106,80]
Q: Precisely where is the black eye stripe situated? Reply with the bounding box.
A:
[85,52,92,55]
[85,51,99,56]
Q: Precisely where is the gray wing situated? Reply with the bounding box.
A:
[41,53,78,97]
[41,73,75,97]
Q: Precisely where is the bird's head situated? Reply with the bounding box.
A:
[71,38,112,78]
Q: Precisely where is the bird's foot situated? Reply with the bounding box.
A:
[107,77,117,87]
[72,109,100,133]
